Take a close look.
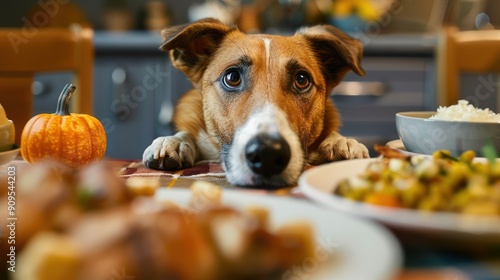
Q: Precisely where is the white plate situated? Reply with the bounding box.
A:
[156,188,402,280]
[0,145,20,166]
[298,158,500,236]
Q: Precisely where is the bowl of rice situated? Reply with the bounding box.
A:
[396,100,500,156]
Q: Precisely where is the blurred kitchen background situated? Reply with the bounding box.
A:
[2,0,500,32]
[1,0,499,159]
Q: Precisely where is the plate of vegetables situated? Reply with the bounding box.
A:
[298,145,500,237]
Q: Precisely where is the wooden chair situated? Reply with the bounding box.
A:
[437,26,500,107]
[0,25,94,144]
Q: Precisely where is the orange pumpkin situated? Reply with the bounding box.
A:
[21,84,107,168]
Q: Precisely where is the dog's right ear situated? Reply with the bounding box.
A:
[160,18,235,82]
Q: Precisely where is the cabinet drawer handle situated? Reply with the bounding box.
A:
[112,67,127,119]
[331,81,387,97]
[32,81,46,96]
[112,67,127,86]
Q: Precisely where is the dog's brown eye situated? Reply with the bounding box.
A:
[223,70,242,88]
[294,72,311,91]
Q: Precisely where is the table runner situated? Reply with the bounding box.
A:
[119,161,226,179]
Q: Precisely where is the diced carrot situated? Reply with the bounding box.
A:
[364,193,401,208]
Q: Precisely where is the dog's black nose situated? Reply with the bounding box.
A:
[245,133,291,176]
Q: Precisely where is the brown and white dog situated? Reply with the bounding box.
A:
[143,18,369,189]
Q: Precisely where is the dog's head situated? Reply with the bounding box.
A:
[160,18,364,188]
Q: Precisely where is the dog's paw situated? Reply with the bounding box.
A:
[318,134,369,162]
[142,136,196,170]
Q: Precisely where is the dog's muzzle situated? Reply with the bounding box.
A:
[245,133,291,177]
[222,104,304,189]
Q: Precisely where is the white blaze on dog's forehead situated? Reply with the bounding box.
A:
[262,38,271,69]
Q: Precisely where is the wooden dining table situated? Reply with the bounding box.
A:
[3,156,500,280]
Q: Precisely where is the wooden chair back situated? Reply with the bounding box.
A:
[0,25,93,144]
[437,26,500,106]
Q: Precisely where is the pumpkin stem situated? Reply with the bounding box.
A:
[55,84,76,116]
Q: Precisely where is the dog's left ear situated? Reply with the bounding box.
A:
[297,25,365,84]
[159,18,235,83]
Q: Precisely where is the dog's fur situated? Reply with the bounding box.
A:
[143,18,369,189]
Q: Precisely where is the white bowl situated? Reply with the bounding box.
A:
[396,112,500,156]
[0,145,20,166]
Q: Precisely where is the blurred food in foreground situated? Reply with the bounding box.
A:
[1,161,317,280]
[335,146,500,216]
